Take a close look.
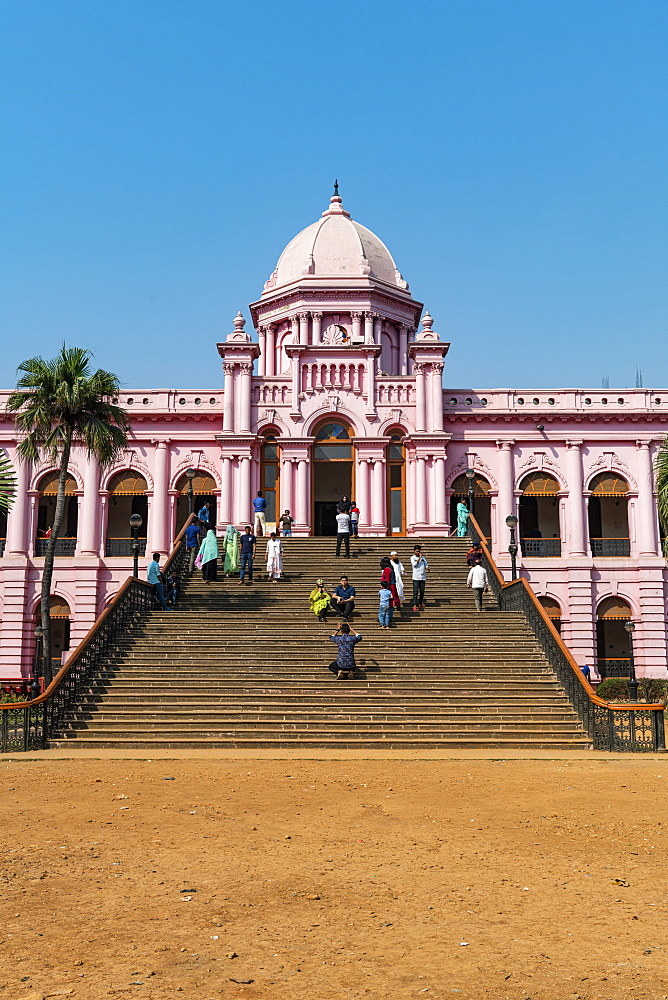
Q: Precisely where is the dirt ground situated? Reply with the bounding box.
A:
[1,756,668,1000]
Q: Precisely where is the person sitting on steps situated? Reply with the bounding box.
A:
[327,621,362,680]
[330,575,355,620]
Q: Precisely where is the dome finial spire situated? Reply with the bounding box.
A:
[322,180,350,218]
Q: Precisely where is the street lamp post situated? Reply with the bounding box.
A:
[465,467,475,520]
[185,467,196,516]
[129,513,143,579]
[32,625,44,698]
[506,513,519,581]
[625,620,639,702]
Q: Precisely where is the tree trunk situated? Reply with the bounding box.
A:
[40,437,72,685]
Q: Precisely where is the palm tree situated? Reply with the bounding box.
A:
[0,452,17,514]
[6,346,129,682]
[656,438,668,556]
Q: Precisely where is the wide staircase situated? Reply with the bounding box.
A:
[52,537,590,750]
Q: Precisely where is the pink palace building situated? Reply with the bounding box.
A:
[1,188,667,681]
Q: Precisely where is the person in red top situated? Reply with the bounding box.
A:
[380,557,400,609]
[349,501,360,536]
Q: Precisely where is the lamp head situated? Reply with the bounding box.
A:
[34,626,43,638]
[624,620,635,634]
[465,467,475,481]
[505,514,518,530]
[537,424,545,432]
[185,467,196,481]
[129,513,143,529]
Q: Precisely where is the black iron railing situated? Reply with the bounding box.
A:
[35,537,77,557]
[598,658,631,678]
[590,538,631,557]
[105,537,148,557]
[0,515,195,754]
[0,538,6,556]
[520,537,561,557]
[467,514,666,753]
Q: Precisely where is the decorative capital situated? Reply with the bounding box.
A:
[297,312,309,322]
[311,311,323,321]
[239,363,254,375]
[413,362,426,374]
[223,362,235,376]
[432,362,444,375]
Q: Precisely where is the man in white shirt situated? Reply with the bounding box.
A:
[410,545,429,611]
[467,563,489,612]
[335,509,352,558]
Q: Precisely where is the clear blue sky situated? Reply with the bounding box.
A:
[1,0,666,391]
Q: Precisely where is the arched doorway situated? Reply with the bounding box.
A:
[175,472,217,535]
[450,474,492,542]
[538,596,562,635]
[519,473,561,557]
[260,431,280,531]
[36,472,78,556]
[105,471,148,556]
[588,473,630,556]
[34,596,71,678]
[386,431,406,536]
[313,421,353,536]
[596,597,632,678]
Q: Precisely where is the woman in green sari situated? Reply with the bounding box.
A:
[197,528,219,583]
[223,524,240,576]
[309,579,330,623]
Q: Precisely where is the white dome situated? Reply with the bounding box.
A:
[263,191,409,293]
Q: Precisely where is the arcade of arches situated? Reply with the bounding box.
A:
[175,472,217,535]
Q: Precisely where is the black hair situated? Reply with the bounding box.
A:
[152,552,161,561]
[339,622,350,634]
[380,557,391,569]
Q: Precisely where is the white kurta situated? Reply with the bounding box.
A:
[391,559,405,601]
[266,538,283,578]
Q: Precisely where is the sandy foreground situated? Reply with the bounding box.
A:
[1,755,668,1000]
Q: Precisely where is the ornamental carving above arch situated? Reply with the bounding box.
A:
[170,455,221,492]
[31,462,83,492]
[446,454,498,492]
[584,452,638,492]
[515,452,565,491]
[101,453,154,492]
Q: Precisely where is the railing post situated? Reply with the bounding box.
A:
[608,709,616,750]
[654,709,667,752]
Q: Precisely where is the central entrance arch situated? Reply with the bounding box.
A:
[312,421,353,535]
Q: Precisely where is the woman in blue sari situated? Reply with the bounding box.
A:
[198,528,219,582]
[456,502,470,537]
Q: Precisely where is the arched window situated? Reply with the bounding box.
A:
[105,471,148,557]
[387,432,405,535]
[36,472,78,556]
[313,422,353,536]
[260,431,280,527]
[538,596,562,635]
[588,473,630,556]
[596,597,632,678]
[449,473,492,541]
[175,472,217,535]
[519,473,561,557]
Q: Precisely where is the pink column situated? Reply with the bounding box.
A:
[295,459,309,531]
[290,315,299,343]
[27,491,39,557]
[365,355,376,414]
[495,440,515,540]
[238,456,251,527]
[351,312,362,342]
[414,363,427,432]
[636,441,660,556]
[311,312,322,346]
[219,457,232,526]
[79,458,101,556]
[431,362,444,432]
[356,458,370,534]
[433,457,446,527]
[5,458,30,554]
[297,313,308,346]
[415,457,427,525]
[291,354,300,413]
[257,329,266,377]
[364,313,374,344]
[399,325,408,376]
[565,441,586,556]
[223,363,235,432]
[265,325,276,377]
[373,314,382,344]
[168,490,179,547]
[237,363,252,433]
[150,442,170,555]
[99,492,109,557]
[280,457,293,522]
[371,459,386,532]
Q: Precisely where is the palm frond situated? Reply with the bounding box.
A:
[0,453,17,513]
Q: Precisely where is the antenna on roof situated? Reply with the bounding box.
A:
[333,179,339,197]
[602,375,609,389]
[636,365,643,388]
